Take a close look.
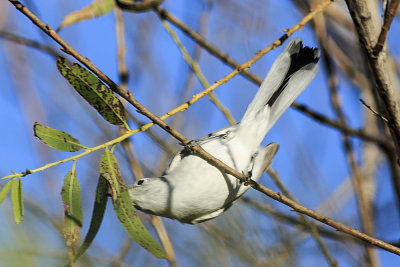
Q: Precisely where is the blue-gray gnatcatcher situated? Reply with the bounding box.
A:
[129,38,320,224]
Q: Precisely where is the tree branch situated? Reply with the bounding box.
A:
[373,0,400,56]
[345,0,400,164]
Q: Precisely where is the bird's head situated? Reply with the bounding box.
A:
[128,177,171,217]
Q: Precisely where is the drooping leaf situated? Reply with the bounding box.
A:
[57,57,126,126]
[61,164,83,248]
[34,122,85,152]
[100,148,166,258]
[0,180,13,205]
[74,175,108,263]
[11,179,23,224]
[57,0,115,31]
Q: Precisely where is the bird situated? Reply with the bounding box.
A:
[128,38,320,224]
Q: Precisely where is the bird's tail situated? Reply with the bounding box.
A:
[237,38,320,149]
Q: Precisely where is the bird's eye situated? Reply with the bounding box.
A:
[137,179,145,185]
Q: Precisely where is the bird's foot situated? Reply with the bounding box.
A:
[241,171,252,186]
[181,139,200,157]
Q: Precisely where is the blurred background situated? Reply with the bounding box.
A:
[1,0,400,266]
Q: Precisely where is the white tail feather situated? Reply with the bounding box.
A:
[237,38,320,149]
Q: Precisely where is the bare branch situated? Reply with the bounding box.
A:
[373,0,400,56]
[345,0,400,164]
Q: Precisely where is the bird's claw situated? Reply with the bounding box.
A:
[241,171,252,186]
[181,140,200,157]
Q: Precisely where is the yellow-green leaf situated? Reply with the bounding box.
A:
[100,148,166,258]
[11,179,23,224]
[61,164,83,248]
[0,180,13,205]
[34,123,85,152]
[57,0,115,31]
[74,175,108,263]
[57,57,126,126]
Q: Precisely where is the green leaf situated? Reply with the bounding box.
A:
[74,175,108,263]
[57,57,127,126]
[11,179,23,224]
[0,180,13,205]
[34,123,85,152]
[100,148,166,258]
[57,0,115,31]
[61,164,83,248]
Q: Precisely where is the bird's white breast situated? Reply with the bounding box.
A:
[162,136,253,221]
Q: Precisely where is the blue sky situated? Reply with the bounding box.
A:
[1,0,400,266]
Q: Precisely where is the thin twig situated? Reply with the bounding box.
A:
[360,98,389,123]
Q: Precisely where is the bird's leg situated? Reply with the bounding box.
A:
[240,153,256,185]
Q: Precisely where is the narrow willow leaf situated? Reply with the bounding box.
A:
[57,57,126,126]
[11,179,23,224]
[0,180,13,205]
[100,148,166,258]
[57,0,115,31]
[34,123,84,152]
[74,175,108,262]
[61,164,83,248]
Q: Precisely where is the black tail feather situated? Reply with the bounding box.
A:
[266,41,319,106]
